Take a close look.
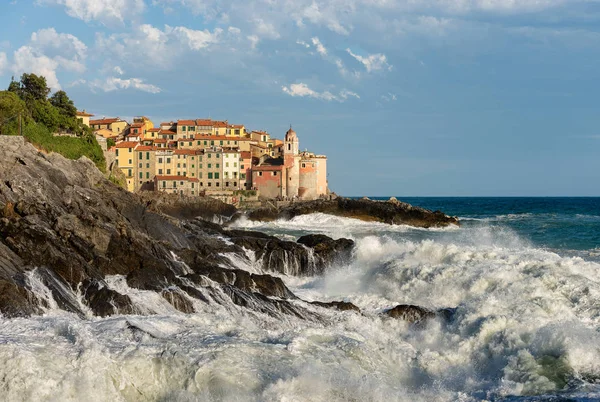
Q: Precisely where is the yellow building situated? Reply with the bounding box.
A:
[90,118,129,136]
[76,110,94,127]
[115,141,139,191]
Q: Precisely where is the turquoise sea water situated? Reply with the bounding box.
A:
[366,197,600,252]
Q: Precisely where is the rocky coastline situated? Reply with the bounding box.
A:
[0,136,457,323]
[241,196,460,228]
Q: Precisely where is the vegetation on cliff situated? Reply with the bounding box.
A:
[0,73,105,172]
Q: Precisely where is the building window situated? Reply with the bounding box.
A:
[167,169,171,174]
[158,158,163,163]
[288,144,291,151]
[146,163,150,168]
[199,172,203,178]
[220,141,223,146]
[146,172,149,179]
[116,150,119,157]
[128,159,132,164]
[162,181,166,188]
[216,182,220,187]
[302,163,306,168]
[177,163,181,168]
[216,154,220,158]
[138,152,143,159]
[139,172,142,179]
[215,173,219,179]
[139,163,142,168]
[208,172,213,179]
[146,152,150,160]
[208,154,212,159]
[208,163,212,169]
[272,172,277,176]
[128,169,132,176]
[226,162,229,167]
[166,158,171,164]
[234,162,237,167]
[208,182,211,187]
[159,169,163,174]
[182,126,186,132]
[258,172,263,176]
[216,164,220,169]
[226,182,229,187]
[189,142,192,146]
[210,141,214,146]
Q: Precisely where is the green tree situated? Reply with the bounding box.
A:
[19,73,51,104]
[0,91,27,135]
[31,100,60,133]
[49,90,77,118]
[7,77,21,96]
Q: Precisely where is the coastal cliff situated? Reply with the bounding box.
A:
[0,137,353,318]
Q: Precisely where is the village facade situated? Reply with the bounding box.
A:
[85,113,330,202]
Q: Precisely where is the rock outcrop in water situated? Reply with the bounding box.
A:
[0,137,352,319]
[243,197,459,228]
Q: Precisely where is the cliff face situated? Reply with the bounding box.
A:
[244,197,460,228]
[0,137,353,318]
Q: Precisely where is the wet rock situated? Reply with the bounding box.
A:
[297,234,354,266]
[310,300,360,312]
[245,197,459,228]
[83,280,138,317]
[384,304,456,323]
[161,288,195,313]
[0,279,40,318]
[384,305,436,323]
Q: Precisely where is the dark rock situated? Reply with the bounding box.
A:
[83,280,138,317]
[384,304,456,324]
[310,300,360,312]
[297,234,354,266]
[384,305,436,323]
[244,197,460,228]
[161,288,195,313]
[0,279,40,317]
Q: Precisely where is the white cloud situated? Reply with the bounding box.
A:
[282,83,359,102]
[96,24,232,61]
[346,48,392,72]
[37,0,145,24]
[12,46,61,89]
[254,18,280,39]
[311,37,327,56]
[0,52,7,75]
[9,28,88,90]
[168,26,222,50]
[91,76,161,93]
[296,40,310,48]
[114,66,124,75]
[381,92,397,101]
[247,35,259,49]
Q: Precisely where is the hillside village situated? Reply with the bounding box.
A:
[79,112,329,204]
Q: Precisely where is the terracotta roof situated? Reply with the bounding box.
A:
[251,143,269,149]
[90,118,122,125]
[174,149,199,155]
[115,141,139,149]
[136,146,156,151]
[178,120,196,125]
[155,175,199,182]
[147,128,160,132]
[130,123,144,128]
[240,151,252,158]
[195,119,213,126]
[154,138,167,143]
[192,134,242,141]
[213,120,228,128]
[126,132,140,137]
[253,165,283,171]
[159,130,176,135]
[77,111,94,117]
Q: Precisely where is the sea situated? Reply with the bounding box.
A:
[1,197,600,401]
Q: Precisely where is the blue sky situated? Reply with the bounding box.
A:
[1,0,600,196]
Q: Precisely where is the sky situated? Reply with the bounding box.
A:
[1,0,600,196]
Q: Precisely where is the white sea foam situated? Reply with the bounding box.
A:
[2,216,600,401]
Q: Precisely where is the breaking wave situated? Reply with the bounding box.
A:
[2,213,600,401]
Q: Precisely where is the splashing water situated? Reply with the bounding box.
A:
[3,200,600,401]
